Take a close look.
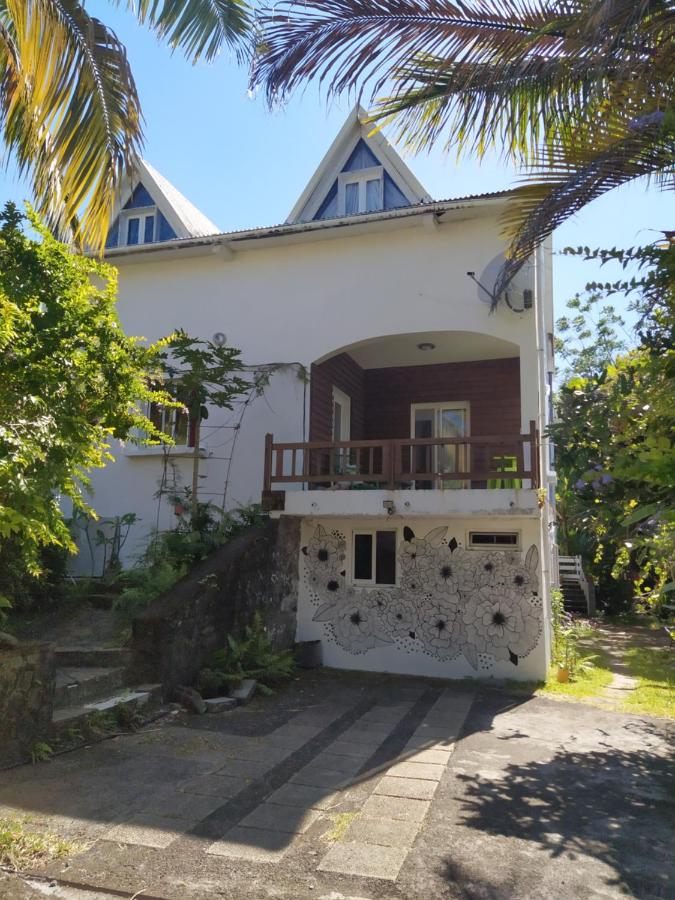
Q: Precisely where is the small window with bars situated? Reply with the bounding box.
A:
[468,532,519,549]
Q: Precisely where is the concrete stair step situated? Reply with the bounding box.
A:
[51,684,162,732]
[54,647,132,669]
[54,666,127,709]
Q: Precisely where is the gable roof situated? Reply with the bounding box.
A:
[287,106,432,224]
[109,159,219,241]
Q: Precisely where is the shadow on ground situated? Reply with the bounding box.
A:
[428,688,675,900]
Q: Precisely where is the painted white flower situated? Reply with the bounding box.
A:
[399,537,434,573]
[303,525,345,573]
[462,585,542,663]
[431,546,461,594]
[313,592,391,654]
[473,552,509,588]
[418,594,463,659]
[384,597,418,640]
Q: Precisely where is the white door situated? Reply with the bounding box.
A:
[411,403,469,488]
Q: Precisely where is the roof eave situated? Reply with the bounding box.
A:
[101,193,512,264]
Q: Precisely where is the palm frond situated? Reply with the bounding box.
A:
[373,53,624,159]
[124,0,252,63]
[253,0,674,306]
[252,0,563,107]
[0,0,143,249]
[493,118,675,303]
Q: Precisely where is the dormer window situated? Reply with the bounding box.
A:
[120,207,158,246]
[338,166,383,215]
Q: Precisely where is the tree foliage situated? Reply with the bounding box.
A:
[551,237,675,613]
[252,0,674,300]
[0,202,167,604]
[0,0,251,251]
[158,330,272,526]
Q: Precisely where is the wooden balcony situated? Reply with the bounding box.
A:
[262,422,539,511]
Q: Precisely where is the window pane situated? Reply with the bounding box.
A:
[345,182,359,215]
[127,217,139,245]
[414,408,434,438]
[148,402,163,433]
[333,400,342,441]
[174,409,189,445]
[366,178,381,212]
[143,215,155,243]
[376,531,396,584]
[354,534,373,580]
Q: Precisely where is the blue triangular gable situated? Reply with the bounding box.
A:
[313,139,411,221]
[106,183,177,248]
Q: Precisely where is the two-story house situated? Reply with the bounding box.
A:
[87,107,556,681]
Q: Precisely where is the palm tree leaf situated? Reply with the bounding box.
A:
[0,0,143,249]
[121,0,252,63]
[493,119,675,303]
[253,0,674,305]
[252,0,564,107]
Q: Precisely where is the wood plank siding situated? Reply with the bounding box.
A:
[309,353,366,442]
[310,355,521,442]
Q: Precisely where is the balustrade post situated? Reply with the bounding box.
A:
[386,441,396,489]
[263,433,273,492]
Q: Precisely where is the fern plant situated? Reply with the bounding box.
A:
[197,613,295,697]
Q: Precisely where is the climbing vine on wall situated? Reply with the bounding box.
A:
[302,524,542,669]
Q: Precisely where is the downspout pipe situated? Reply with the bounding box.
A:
[534,242,553,664]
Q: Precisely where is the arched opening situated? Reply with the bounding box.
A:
[263,331,538,503]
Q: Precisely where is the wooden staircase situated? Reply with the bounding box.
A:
[558,555,595,615]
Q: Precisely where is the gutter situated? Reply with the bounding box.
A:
[101,194,512,263]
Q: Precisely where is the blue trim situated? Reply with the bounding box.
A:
[314,181,338,220]
[342,139,380,172]
[124,184,155,209]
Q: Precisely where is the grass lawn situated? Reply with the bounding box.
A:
[538,644,614,699]
[506,644,614,699]
[0,816,80,869]
[623,646,675,719]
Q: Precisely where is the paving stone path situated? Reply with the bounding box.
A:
[93,684,473,882]
[3,668,670,899]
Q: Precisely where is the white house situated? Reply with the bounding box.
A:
[84,107,557,681]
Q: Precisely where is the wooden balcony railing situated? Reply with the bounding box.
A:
[263,421,539,501]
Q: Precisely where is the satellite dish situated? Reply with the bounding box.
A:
[212,332,227,346]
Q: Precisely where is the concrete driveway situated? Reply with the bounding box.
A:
[0,670,672,899]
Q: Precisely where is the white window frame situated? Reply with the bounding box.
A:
[351,528,398,586]
[120,206,158,246]
[337,166,384,216]
[467,531,520,550]
[147,400,192,448]
[332,387,351,442]
[410,401,471,488]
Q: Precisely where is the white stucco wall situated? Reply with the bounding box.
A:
[296,515,548,681]
[77,207,543,569]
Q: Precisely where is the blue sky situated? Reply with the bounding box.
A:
[0,3,670,329]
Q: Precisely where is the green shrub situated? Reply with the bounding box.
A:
[197,612,295,698]
[111,502,267,619]
[113,560,179,619]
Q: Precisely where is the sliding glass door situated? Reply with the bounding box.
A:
[411,403,469,488]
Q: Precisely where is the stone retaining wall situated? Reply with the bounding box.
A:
[0,643,55,768]
[131,517,300,697]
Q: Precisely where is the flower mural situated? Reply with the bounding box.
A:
[313,590,392,654]
[302,524,542,670]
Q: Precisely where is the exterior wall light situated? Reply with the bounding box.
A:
[383,500,395,515]
[417,342,436,351]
